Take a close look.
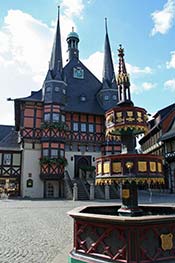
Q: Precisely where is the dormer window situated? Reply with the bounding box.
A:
[46,87,51,92]
[80,95,86,102]
[112,95,117,100]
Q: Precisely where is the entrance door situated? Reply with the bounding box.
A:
[74,155,91,179]
[46,182,54,198]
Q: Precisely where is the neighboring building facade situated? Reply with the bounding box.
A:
[139,103,175,191]
[13,10,120,198]
[0,125,22,196]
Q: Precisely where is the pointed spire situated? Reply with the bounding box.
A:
[102,18,116,87]
[117,44,133,106]
[117,44,129,83]
[49,6,63,79]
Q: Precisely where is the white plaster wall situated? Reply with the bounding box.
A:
[21,148,43,198]
[65,151,101,179]
[45,181,59,198]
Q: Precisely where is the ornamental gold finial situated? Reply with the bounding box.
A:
[118,44,124,57]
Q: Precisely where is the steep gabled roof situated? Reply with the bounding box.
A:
[0,125,20,150]
[139,103,175,144]
[0,125,14,142]
[63,59,103,115]
[154,103,175,119]
[15,89,42,102]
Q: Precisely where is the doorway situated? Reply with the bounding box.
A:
[74,155,91,179]
[46,182,54,198]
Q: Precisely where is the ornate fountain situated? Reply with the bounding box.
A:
[68,46,175,263]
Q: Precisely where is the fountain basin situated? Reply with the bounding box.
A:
[68,205,175,263]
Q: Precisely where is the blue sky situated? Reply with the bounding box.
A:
[0,0,175,124]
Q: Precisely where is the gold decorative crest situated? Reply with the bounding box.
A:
[122,189,130,199]
[160,233,173,251]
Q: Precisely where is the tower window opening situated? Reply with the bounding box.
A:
[55,87,60,92]
[126,87,130,100]
[104,95,109,101]
[46,87,51,93]
[112,95,117,100]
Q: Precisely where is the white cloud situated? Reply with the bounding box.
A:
[130,82,156,94]
[0,6,85,125]
[61,0,84,18]
[164,79,175,91]
[126,63,152,75]
[82,53,153,89]
[150,0,175,36]
[2,9,53,81]
[142,82,156,90]
[0,10,54,124]
[82,51,104,81]
[166,51,175,68]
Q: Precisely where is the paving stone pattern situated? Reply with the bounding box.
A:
[0,200,82,263]
[0,191,174,263]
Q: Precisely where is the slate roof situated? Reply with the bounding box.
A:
[63,58,104,115]
[49,7,63,80]
[160,129,175,141]
[139,103,175,144]
[153,103,175,119]
[0,125,14,142]
[0,125,20,150]
[15,89,43,102]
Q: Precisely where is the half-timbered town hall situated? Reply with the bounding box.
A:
[6,9,120,198]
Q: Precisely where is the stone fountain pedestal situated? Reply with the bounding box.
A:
[68,204,175,263]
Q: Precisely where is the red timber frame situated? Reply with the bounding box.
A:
[20,101,43,141]
[72,217,175,262]
[21,109,105,145]
[65,112,104,144]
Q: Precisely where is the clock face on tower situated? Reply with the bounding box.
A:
[73,67,84,79]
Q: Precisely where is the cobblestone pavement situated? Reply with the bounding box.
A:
[0,191,175,263]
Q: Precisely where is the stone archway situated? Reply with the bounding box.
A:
[74,155,91,179]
